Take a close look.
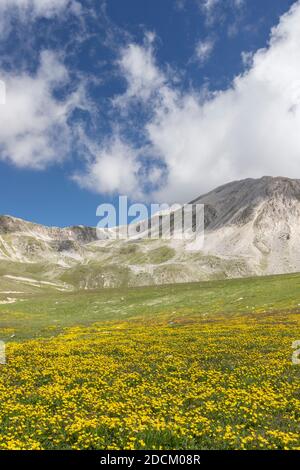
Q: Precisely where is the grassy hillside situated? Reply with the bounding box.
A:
[0,235,254,290]
[1,272,300,340]
[0,273,300,449]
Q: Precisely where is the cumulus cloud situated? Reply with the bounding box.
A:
[78,1,300,202]
[75,36,171,197]
[0,50,84,169]
[3,1,299,205]
[115,33,166,107]
[74,137,141,196]
[152,1,300,201]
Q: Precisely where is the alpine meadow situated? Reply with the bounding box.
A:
[0,0,300,459]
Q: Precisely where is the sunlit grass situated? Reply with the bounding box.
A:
[0,310,300,450]
[0,273,300,449]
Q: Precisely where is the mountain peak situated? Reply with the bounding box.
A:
[1,175,300,287]
[191,176,300,230]
[194,175,300,202]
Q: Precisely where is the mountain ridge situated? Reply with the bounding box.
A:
[1,175,300,293]
[2,175,300,232]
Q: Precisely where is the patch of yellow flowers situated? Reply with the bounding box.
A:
[0,312,300,450]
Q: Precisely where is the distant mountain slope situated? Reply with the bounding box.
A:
[195,176,300,275]
[1,176,300,292]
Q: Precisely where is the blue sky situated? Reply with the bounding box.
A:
[0,0,299,227]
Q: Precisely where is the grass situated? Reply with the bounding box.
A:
[0,272,300,449]
[1,272,300,340]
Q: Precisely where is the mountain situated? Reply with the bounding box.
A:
[195,176,300,274]
[1,176,300,293]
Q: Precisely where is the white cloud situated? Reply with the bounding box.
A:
[74,37,171,197]
[198,0,245,26]
[8,1,297,203]
[201,0,219,11]
[115,36,165,107]
[0,50,83,169]
[147,1,300,202]
[0,0,72,16]
[74,137,141,196]
[199,0,221,24]
[0,0,80,36]
[79,1,300,202]
[195,38,215,65]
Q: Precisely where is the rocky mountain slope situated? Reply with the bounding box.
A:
[1,176,300,293]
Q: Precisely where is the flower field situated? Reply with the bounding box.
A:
[0,309,300,450]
